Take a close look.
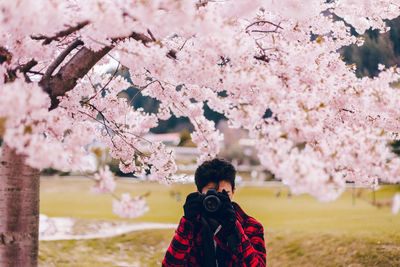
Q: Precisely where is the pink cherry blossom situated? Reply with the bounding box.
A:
[91,165,116,194]
[1,0,400,215]
[113,193,149,219]
[392,193,400,215]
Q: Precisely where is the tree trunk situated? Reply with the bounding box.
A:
[0,143,40,266]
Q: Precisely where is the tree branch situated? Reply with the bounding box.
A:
[31,21,90,45]
[0,47,12,65]
[39,45,113,110]
[196,0,210,9]
[42,40,84,81]
[5,59,37,83]
[128,32,154,45]
[20,60,38,73]
[39,29,173,110]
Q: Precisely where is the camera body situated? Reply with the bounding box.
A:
[202,188,222,213]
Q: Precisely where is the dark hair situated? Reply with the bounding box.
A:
[194,158,236,192]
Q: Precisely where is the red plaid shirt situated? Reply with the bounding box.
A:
[162,202,266,266]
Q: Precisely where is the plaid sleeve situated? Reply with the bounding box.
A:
[232,218,266,267]
[162,216,195,267]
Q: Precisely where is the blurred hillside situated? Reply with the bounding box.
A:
[342,17,400,78]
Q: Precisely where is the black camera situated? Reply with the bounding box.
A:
[202,189,221,213]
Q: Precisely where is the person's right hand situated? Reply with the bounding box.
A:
[183,192,203,222]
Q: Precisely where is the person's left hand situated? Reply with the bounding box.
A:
[215,190,237,234]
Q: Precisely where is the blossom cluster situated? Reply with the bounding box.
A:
[91,165,116,194]
[1,0,400,217]
[113,193,149,219]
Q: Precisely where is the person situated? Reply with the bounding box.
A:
[162,158,266,266]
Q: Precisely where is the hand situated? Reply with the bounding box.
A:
[216,190,237,234]
[183,192,203,222]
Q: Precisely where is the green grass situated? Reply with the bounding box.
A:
[39,177,400,266]
[40,177,192,222]
[235,185,400,238]
[39,228,400,266]
[39,229,174,266]
[264,229,400,266]
[40,178,400,236]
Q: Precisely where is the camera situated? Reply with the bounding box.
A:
[202,188,221,213]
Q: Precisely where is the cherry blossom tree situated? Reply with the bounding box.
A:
[1,0,400,265]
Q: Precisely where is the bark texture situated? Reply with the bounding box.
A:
[39,45,112,110]
[0,143,40,267]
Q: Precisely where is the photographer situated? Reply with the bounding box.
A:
[162,158,266,267]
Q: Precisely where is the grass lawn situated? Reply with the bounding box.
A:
[39,177,400,266]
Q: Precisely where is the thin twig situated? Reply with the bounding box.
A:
[27,70,44,75]
[254,41,270,62]
[85,74,97,93]
[83,62,121,104]
[78,109,118,148]
[80,104,147,156]
[250,29,279,34]
[128,80,157,106]
[342,108,355,113]
[245,20,283,32]
[147,29,156,42]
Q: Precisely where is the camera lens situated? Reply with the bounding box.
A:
[203,189,221,213]
[203,195,221,212]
